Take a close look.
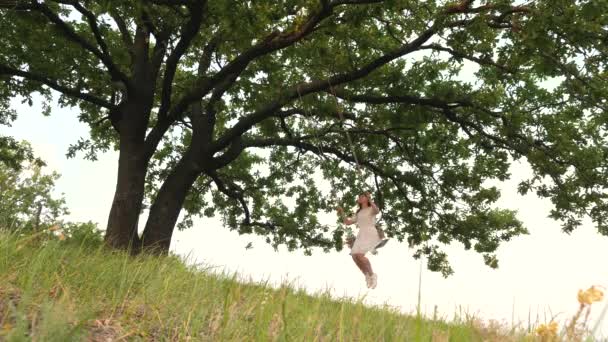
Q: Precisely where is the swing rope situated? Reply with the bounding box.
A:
[296,85,345,207]
[296,83,364,202]
[327,82,383,212]
[327,82,389,247]
[328,85,363,180]
[295,80,389,250]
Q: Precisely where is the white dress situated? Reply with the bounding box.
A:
[349,206,381,255]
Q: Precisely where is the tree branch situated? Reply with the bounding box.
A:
[212,24,439,153]
[330,0,385,6]
[157,2,206,120]
[0,63,114,109]
[146,0,192,5]
[197,34,220,76]
[33,2,131,88]
[242,136,419,208]
[330,89,507,121]
[419,44,516,73]
[143,33,219,162]
[0,0,34,10]
[53,0,111,57]
[108,9,133,50]
[439,107,519,153]
[143,1,364,162]
[207,169,258,227]
[166,0,381,121]
[330,89,468,108]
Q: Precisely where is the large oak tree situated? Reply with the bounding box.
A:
[2,0,607,275]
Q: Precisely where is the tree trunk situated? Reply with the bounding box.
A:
[140,153,201,254]
[103,24,157,253]
[104,137,148,252]
[103,97,152,252]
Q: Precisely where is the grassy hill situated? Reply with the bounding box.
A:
[0,229,594,341]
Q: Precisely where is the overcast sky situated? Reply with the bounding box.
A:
[4,94,608,337]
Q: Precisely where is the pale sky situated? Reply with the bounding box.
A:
[4,95,608,337]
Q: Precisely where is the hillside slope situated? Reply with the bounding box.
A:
[0,231,540,341]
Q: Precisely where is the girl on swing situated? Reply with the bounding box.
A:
[337,191,381,289]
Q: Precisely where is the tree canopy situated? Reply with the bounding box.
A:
[1,0,607,275]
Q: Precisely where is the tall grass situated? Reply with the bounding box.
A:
[0,230,601,341]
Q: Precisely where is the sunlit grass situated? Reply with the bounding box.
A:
[0,228,605,341]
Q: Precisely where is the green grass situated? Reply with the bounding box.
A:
[0,231,541,341]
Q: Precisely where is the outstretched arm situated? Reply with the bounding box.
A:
[337,207,356,225]
[343,216,357,225]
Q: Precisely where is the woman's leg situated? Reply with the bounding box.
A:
[359,254,377,288]
[351,254,367,275]
[359,254,374,275]
[352,254,373,276]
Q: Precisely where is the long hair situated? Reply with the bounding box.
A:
[356,192,372,213]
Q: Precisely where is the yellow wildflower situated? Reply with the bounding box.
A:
[2,322,13,333]
[578,286,604,305]
[536,321,559,339]
[578,289,590,305]
[588,286,604,302]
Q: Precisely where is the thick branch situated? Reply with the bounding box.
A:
[207,170,254,225]
[333,88,509,122]
[242,137,418,202]
[144,2,372,162]
[143,34,219,161]
[157,3,206,120]
[151,31,170,79]
[443,0,475,14]
[330,89,467,108]
[166,0,381,121]
[146,0,192,5]
[0,1,34,10]
[212,24,439,153]
[331,0,385,5]
[34,2,130,87]
[0,64,114,109]
[54,0,111,57]
[108,9,133,50]
[444,1,530,16]
[197,35,220,76]
[440,108,519,153]
[419,44,516,73]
